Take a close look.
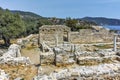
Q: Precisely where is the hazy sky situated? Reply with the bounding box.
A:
[0,0,120,18]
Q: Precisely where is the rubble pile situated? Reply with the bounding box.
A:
[0,44,31,65]
[77,56,114,65]
[34,63,120,80]
[17,34,38,48]
[0,69,9,80]
[75,49,116,57]
[75,49,119,65]
[34,47,120,80]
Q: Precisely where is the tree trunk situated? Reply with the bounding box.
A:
[53,48,57,66]
[2,35,10,46]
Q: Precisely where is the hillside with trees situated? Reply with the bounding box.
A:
[11,10,42,19]
[0,7,97,46]
[66,17,97,31]
[81,17,120,26]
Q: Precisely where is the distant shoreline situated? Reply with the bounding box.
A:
[103,25,120,30]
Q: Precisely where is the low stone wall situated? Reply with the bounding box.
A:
[70,29,114,43]
[34,63,120,80]
[40,53,55,64]
[77,56,117,65]
[40,51,75,65]
[0,44,31,65]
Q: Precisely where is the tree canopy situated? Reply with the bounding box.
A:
[0,9,25,46]
[65,17,93,31]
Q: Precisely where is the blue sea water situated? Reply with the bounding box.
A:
[103,25,120,30]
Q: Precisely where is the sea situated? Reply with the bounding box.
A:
[103,25,120,30]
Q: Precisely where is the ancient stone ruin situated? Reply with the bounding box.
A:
[71,28,114,43]
[0,44,31,65]
[0,25,118,80]
[39,25,71,47]
[33,25,120,80]
[39,25,114,46]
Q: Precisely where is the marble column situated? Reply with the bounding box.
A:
[113,34,117,52]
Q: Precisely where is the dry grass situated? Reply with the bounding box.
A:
[21,47,40,65]
[0,64,37,80]
[94,44,113,49]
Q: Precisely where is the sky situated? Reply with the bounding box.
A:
[0,0,120,19]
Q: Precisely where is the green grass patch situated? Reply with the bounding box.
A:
[94,44,113,49]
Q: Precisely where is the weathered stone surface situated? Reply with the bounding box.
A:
[14,77,23,80]
[98,49,116,56]
[71,28,114,43]
[71,72,80,77]
[40,42,53,52]
[0,49,7,57]
[39,25,114,46]
[39,25,71,46]
[34,63,120,80]
[0,69,9,80]
[75,49,115,57]
[3,44,21,58]
[0,44,31,65]
[17,34,38,48]
[77,56,116,65]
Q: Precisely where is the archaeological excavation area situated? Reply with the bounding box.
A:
[0,25,120,80]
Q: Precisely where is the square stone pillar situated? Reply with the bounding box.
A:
[113,34,117,52]
[67,32,71,42]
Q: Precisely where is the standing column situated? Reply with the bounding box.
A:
[67,32,71,42]
[39,30,41,45]
[55,33,58,47]
[113,34,117,52]
[74,45,77,61]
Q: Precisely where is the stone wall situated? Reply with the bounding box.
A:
[70,28,114,43]
[40,30,63,45]
[0,44,31,65]
[39,25,114,45]
[39,25,70,46]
